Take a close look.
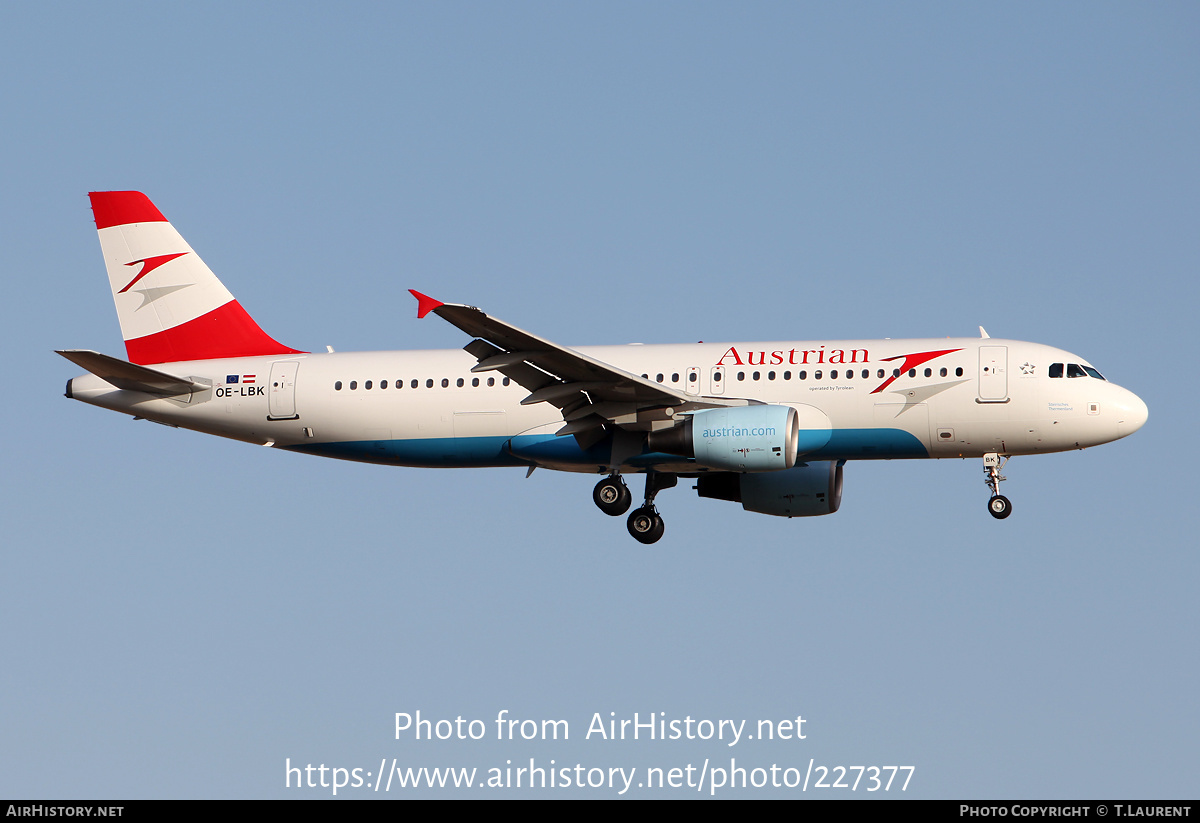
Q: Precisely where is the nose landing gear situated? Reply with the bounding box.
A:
[984,453,1012,519]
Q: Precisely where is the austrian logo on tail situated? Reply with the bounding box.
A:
[117,252,189,293]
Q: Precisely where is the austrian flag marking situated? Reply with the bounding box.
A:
[216,373,266,397]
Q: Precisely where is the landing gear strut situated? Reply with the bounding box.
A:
[626,472,677,544]
[983,453,1012,520]
[593,475,632,516]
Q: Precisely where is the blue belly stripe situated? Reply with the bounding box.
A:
[284,427,927,468]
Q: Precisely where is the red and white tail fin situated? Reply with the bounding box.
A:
[89,191,302,365]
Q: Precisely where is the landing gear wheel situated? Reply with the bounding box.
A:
[627,506,665,544]
[983,454,1012,520]
[593,476,632,516]
[988,495,1012,520]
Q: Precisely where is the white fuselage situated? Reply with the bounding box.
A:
[66,336,1147,475]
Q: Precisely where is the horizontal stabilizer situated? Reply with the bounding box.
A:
[56,350,203,397]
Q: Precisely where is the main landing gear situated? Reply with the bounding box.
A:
[627,507,665,544]
[593,472,676,544]
[983,453,1012,520]
[593,475,632,516]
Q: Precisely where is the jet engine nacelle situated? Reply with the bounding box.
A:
[648,404,799,471]
[696,461,844,517]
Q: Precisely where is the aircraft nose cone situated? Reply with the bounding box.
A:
[1116,389,1148,438]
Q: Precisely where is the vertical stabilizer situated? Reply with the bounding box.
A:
[89,191,302,365]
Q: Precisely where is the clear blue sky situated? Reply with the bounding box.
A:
[2,2,1197,798]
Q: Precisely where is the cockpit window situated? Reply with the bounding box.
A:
[1050,362,1106,380]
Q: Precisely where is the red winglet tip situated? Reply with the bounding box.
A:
[409,289,444,319]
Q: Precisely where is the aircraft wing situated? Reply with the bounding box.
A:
[410,290,744,447]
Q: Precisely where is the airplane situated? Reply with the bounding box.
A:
[60,191,1149,544]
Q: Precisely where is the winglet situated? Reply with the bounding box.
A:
[409,289,444,319]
